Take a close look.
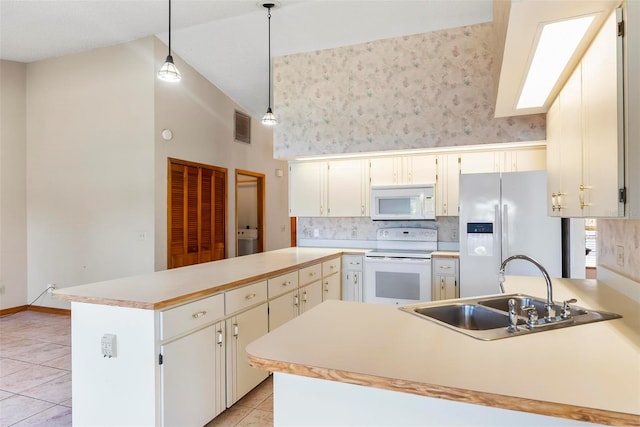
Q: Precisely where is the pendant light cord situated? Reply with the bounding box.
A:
[267,6,272,110]
[168,0,172,54]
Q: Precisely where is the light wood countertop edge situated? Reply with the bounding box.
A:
[53,253,345,310]
[248,355,639,427]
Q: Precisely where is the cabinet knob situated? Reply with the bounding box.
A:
[192,311,207,319]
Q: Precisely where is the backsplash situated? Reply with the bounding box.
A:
[297,217,459,244]
[598,219,640,283]
[273,22,545,158]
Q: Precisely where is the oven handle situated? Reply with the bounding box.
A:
[364,256,431,263]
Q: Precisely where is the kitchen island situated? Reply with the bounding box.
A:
[53,247,349,426]
[247,276,640,426]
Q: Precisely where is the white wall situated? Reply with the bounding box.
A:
[153,37,290,270]
[0,60,28,310]
[26,38,156,309]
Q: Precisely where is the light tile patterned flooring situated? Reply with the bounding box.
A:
[0,310,274,427]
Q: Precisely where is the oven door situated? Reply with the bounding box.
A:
[363,256,431,305]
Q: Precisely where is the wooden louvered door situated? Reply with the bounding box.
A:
[168,159,227,269]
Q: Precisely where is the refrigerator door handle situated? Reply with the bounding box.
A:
[494,204,502,263]
[502,203,509,260]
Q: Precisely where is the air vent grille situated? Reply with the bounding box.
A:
[234,110,251,144]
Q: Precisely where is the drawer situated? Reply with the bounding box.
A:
[225,281,268,315]
[322,258,341,276]
[299,263,322,286]
[160,293,225,341]
[342,255,363,271]
[433,259,457,275]
[268,271,299,299]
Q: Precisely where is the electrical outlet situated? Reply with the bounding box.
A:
[101,333,117,358]
[313,229,319,237]
[615,245,624,267]
[351,226,358,239]
[47,283,57,294]
[451,229,458,240]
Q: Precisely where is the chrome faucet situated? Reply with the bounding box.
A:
[499,254,554,321]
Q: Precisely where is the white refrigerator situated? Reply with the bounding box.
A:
[459,171,562,297]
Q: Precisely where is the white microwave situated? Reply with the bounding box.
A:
[370,184,436,220]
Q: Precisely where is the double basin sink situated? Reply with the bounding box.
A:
[399,294,622,340]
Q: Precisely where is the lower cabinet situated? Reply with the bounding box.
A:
[322,273,341,301]
[226,302,269,407]
[432,256,459,301]
[269,290,299,331]
[300,281,323,314]
[160,321,226,427]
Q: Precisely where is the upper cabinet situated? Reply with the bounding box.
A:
[460,147,546,174]
[546,9,625,218]
[369,155,437,186]
[289,159,369,217]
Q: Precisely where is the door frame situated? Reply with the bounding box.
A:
[235,169,265,256]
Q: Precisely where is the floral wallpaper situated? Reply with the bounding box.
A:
[273,22,545,158]
[598,219,640,283]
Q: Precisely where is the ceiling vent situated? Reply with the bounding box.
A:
[234,110,251,144]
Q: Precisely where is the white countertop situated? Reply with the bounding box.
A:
[53,247,350,309]
[247,276,640,425]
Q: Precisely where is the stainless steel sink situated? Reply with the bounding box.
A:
[400,293,621,340]
[415,304,523,331]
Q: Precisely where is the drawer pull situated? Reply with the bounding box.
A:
[309,272,316,277]
[245,293,257,300]
[439,266,451,270]
[282,281,291,287]
[192,311,207,319]
[216,330,223,346]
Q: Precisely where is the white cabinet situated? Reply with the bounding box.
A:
[159,293,226,426]
[289,160,369,217]
[432,256,459,301]
[436,154,460,216]
[226,302,269,407]
[289,162,325,217]
[322,258,341,301]
[369,155,437,186]
[460,148,545,174]
[546,10,624,218]
[341,255,363,302]
[327,159,369,217]
[161,322,225,426]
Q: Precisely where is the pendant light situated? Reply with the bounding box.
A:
[157,0,181,82]
[261,2,277,126]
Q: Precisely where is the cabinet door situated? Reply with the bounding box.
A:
[443,276,458,300]
[327,159,368,217]
[226,303,269,407]
[322,273,341,301]
[558,64,584,218]
[369,157,399,186]
[505,148,546,172]
[300,281,323,314]
[460,152,499,174]
[289,162,326,217]
[341,271,362,302]
[406,155,437,184]
[161,322,225,426]
[546,98,563,217]
[436,154,460,216]
[269,290,298,331]
[581,10,624,217]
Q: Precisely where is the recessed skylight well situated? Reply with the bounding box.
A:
[517,15,595,110]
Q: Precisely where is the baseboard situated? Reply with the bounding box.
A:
[0,305,28,316]
[0,305,71,317]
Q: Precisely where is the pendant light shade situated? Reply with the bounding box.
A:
[158,0,181,82]
[261,2,277,126]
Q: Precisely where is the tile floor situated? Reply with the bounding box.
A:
[0,310,274,427]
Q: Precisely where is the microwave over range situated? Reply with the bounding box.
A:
[370,184,436,220]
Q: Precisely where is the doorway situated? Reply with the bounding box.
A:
[235,169,265,256]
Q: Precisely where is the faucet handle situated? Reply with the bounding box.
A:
[561,299,578,319]
[521,305,538,328]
